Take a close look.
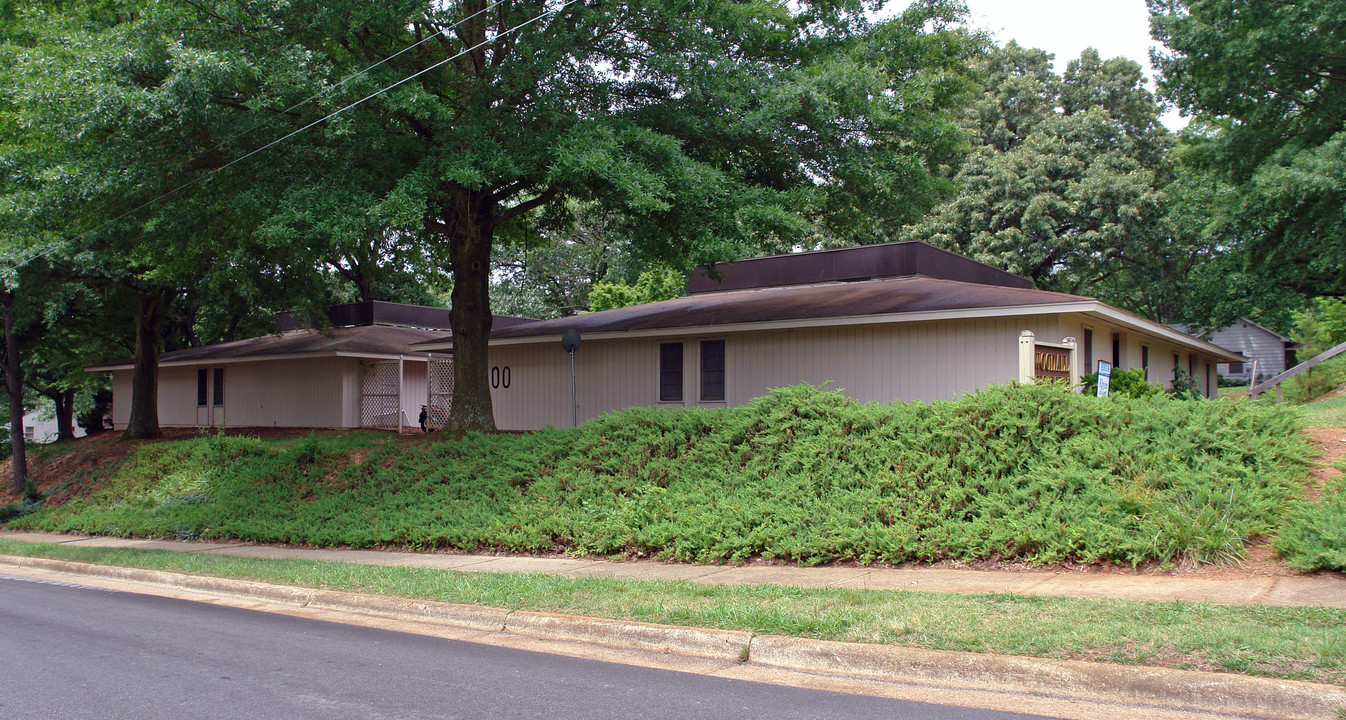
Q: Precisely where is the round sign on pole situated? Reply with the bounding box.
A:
[562,329,581,354]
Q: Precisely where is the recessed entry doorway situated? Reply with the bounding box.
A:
[196,367,225,427]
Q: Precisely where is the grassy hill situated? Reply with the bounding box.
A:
[5,383,1326,568]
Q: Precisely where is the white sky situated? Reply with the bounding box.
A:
[892,0,1187,129]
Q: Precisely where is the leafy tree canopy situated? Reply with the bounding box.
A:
[587,266,685,312]
[6,0,985,431]
[1150,0,1346,301]
[909,45,1185,318]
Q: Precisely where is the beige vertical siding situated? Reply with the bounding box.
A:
[1058,313,1228,392]
[109,358,357,429]
[111,371,132,428]
[217,358,356,428]
[341,361,361,428]
[489,337,653,430]
[109,366,220,429]
[157,367,201,427]
[489,316,1073,431]
[401,360,428,427]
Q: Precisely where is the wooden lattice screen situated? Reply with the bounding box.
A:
[360,361,401,429]
[427,355,454,430]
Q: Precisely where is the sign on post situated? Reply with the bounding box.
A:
[1096,360,1112,397]
[1033,346,1072,379]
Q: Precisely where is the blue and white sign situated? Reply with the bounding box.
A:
[1096,360,1112,397]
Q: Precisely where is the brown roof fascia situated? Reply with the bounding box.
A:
[688,241,1032,294]
[86,324,446,371]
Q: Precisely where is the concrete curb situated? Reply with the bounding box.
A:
[504,610,751,661]
[5,554,1343,720]
[308,589,510,632]
[747,634,1346,720]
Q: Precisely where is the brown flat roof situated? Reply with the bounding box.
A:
[688,241,1033,294]
[418,276,1089,344]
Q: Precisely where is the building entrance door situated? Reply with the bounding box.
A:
[196,367,225,427]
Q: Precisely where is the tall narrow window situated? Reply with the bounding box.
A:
[659,343,683,402]
[197,368,208,407]
[212,367,224,406]
[1111,333,1121,368]
[700,340,725,402]
[1141,346,1150,382]
[1083,329,1094,372]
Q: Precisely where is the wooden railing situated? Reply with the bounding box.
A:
[1249,340,1346,401]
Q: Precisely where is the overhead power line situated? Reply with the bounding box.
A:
[193,0,508,168]
[24,0,581,271]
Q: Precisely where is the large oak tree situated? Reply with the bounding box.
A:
[12,0,983,432]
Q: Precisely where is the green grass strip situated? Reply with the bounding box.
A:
[3,538,1343,686]
[1301,395,1346,429]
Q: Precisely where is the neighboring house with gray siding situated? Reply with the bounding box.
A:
[414,242,1242,431]
[1172,318,1296,384]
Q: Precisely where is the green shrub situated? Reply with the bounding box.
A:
[1275,470,1346,571]
[10,385,1314,568]
[1287,355,1346,404]
[1080,367,1166,399]
[0,499,40,523]
[1286,297,1346,403]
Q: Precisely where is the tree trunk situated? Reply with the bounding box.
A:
[2,288,26,495]
[356,274,373,303]
[123,289,165,440]
[55,388,75,442]
[444,194,497,432]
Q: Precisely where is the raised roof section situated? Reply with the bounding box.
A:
[687,241,1032,294]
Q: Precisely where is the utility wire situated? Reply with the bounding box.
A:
[24,0,581,271]
[204,0,580,182]
[189,0,507,167]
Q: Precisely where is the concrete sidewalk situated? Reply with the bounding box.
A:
[3,530,1344,608]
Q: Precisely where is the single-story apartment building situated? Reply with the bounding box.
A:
[413,242,1244,431]
[88,301,532,431]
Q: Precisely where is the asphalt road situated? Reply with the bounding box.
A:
[0,573,1061,720]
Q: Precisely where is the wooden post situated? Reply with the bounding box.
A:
[1018,331,1035,384]
[1061,337,1079,389]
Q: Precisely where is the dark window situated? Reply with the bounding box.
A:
[1083,329,1094,372]
[1228,362,1244,374]
[1189,354,1195,377]
[212,368,224,406]
[1111,333,1121,368]
[197,369,208,407]
[700,340,725,402]
[659,343,683,402]
[1141,346,1150,381]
